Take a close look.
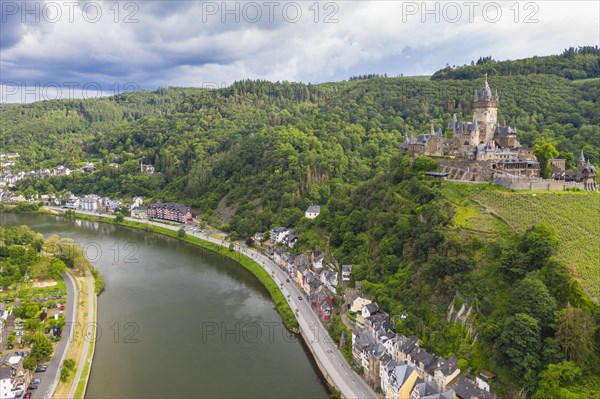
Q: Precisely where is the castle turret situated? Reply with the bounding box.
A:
[578,150,586,167]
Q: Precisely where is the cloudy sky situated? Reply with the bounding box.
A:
[1,0,598,102]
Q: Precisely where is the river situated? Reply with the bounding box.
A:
[1,213,330,399]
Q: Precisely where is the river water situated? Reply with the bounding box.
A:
[1,213,329,399]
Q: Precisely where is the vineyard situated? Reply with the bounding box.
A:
[472,189,600,301]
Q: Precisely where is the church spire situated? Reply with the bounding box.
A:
[579,150,586,163]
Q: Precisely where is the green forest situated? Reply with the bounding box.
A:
[2,51,600,397]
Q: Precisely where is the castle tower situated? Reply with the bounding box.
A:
[578,150,586,168]
[472,74,499,144]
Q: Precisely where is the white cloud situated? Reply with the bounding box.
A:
[1,0,598,101]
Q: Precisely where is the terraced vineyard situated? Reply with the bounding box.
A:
[473,190,600,301]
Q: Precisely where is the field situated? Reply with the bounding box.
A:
[472,189,600,301]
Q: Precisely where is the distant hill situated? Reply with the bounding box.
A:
[432,46,600,81]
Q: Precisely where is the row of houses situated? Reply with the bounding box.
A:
[0,165,74,188]
[0,191,26,204]
[351,299,497,399]
[268,246,353,322]
[62,194,123,213]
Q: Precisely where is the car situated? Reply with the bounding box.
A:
[7,344,13,350]
[32,378,41,384]
[23,351,29,357]
[35,366,47,372]
[298,296,303,300]
[24,393,32,399]
[59,305,65,310]
[27,385,37,390]
[285,279,290,282]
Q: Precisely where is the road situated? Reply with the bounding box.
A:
[32,272,76,399]
[67,270,95,399]
[45,208,377,398]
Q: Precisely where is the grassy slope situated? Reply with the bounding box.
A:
[442,182,600,301]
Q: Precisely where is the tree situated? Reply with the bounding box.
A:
[115,213,124,223]
[507,275,557,328]
[497,313,542,373]
[533,361,585,399]
[533,142,559,179]
[31,333,53,361]
[177,228,186,239]
[23,356,37,370]
[48,258,66,279]
[556,304,596,366]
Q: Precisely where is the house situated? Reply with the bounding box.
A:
[433,357,460,392]
[313,291,333,321]
[131,206,147,220]
[269,227,290,244]
[80,195,99,212]
[130,196,145,210]
[294,254,309,276]
[311,250,324,271]
[351,297,372,313]
[0,364,14,399]
[305,205,321,219]
[147,203,192,223]
[81,162,95,173]
[320,268,338,294]
[283,232,298,248]
[303,272,322,296]
[407,346,437,380]
[411,381,439,399]
[367,342,388,389]
[384,362,419,399]
[362,302,380,318]
[380,354,398,393]
[52,165,71,176]
[140,163,155,175]
[476,370,495,393]
[65,197,80,209]
[342,264,353,281]
[352,328,375,372]
[296,262,309,286]
[388,335,419,363]
[365,312,394,335]
[451,376,498,399]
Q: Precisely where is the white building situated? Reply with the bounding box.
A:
[305,205,321,219]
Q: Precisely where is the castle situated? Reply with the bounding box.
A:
[401,75,538,177]
[401,76,597,190]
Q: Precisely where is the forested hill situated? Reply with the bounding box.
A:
[432,46,600,80]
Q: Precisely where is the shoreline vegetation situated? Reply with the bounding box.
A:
[39,206,299,331]
[0,209,100,399]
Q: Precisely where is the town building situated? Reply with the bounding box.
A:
[147,203,192,223]
[305,205,321,219]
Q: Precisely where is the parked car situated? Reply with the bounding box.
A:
[59,305,65,311]
[286,279,290,282]
[32,378,41,384]
[27,385,37,390]
[298,296,303,300]
[35,366,47,372]
[25,393,32,399]
[7,344,13,349]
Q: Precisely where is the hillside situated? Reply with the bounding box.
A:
[473,190,600,301]
[440,183,600,301]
